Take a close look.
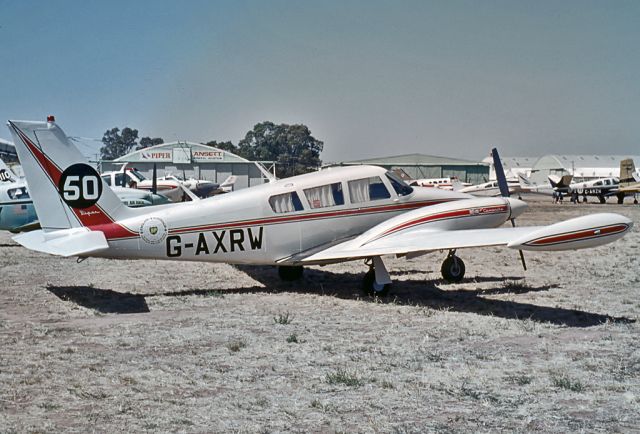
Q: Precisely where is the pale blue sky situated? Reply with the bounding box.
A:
[1,0,638,161]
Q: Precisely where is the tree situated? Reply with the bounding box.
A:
[203,140,236,153]
[137,136,164,150]
[237,122,323,178]
[100,127,139,160]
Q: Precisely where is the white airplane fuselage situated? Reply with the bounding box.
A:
[93,166,518,265]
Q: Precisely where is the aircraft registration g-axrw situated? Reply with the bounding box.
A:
[7,117,634,296]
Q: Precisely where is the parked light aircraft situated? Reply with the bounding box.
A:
[408,177,471,191]
[7,118,633,296]
[458,179,523,197]
[615,159,640,204]
[0,159,37,232]
[101,166,184,201]
[159,174,237,198]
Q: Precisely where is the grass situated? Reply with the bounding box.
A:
[274,311,294,325]
[506,374,533,386]
[325,368,364,387]
[550,373,585,392]
[226,339,247,353]
[286,333,299,343]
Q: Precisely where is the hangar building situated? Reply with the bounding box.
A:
[528,154,640,185]
[327,153,489,184]
[481,156,537,180]
[100,141,273,190]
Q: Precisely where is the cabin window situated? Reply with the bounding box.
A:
[304,183,344,209]
[269,191,304,213]
[385,171,413,196]
[101,175,112,186]
[348,176,391,203]
[594,181,603,186]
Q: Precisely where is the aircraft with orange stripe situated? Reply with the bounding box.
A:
[7,117,633,296]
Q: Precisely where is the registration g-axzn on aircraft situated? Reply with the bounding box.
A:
[7,117,634,296]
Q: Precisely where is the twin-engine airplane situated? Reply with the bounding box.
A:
[7,118,633,296]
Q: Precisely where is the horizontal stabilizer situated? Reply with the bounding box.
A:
[13,229,109,257]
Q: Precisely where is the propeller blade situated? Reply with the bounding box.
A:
[491,147,510,198]
[151,164,157,195]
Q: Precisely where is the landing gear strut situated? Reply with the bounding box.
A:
[441,250,465,283]
[362,256,392,297]
[278,265,303,281]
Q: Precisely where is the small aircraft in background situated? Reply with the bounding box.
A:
[159,174,237,198]
[458,178,523,197]
[615,158,640,204]
[408,176,471,191]
[101,166,184,201]
[7,117,633,296]
[0,159,38,232]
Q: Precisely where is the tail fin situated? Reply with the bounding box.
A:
[517,173,531,188]
[7,118,133,231]
[619,158,636,184]
[220,175,237,189]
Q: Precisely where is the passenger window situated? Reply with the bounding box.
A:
[269,192,304,213]
[304,183,344,209]
[348,176,391,203]
[101,175,112,186]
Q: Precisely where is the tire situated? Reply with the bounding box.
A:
[617,194,625,205]
[441,256,466,283]
[362,269,391,297]
[598,195,606,204]
[278,266,303,281]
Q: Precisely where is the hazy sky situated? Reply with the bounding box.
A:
[1,0,638,162]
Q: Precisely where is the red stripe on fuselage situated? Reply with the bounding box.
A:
[169,199,452,235]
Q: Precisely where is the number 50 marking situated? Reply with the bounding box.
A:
[63,175,100,201]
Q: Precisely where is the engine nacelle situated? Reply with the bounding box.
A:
[508,213,632,251]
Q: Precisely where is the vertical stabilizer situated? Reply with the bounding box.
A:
[7,118,133,231]
[619,159,636,185]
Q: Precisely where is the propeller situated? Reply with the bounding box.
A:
[151,163,158,195]
[491,147,527,271]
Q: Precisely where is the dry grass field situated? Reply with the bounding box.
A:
[1,198,639,433]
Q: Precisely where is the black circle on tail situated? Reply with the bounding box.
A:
[58,163,103,209]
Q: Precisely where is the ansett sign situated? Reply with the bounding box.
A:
[193,150,224,161]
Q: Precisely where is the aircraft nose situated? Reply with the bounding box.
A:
[508,198,528,219]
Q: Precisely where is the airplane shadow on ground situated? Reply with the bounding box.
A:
[47,285,150,314]
[47,266,634,328]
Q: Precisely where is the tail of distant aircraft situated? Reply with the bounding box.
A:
[548,174,573,189]
[619,158,636,185]
[7,118,135,232]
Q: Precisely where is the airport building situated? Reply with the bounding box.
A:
[527,154,640,184]
[100,141,274,190]
[481,156,537,180]
[326,153,490,184]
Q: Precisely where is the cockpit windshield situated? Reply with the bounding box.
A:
[385,171,413,196]
[128,169,147,181]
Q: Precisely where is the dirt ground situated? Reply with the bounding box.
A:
[0,198,639,433]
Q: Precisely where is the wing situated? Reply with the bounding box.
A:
[290,213,631,265]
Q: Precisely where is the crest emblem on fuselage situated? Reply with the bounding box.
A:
[140,217,167,244]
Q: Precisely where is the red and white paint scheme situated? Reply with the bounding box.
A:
[6,118,634,296]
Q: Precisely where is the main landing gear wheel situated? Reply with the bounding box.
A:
[362,268,392,297]
[278,265,303,281]
[441,254,465,283]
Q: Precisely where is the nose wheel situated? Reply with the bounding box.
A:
[441,251,465,283]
